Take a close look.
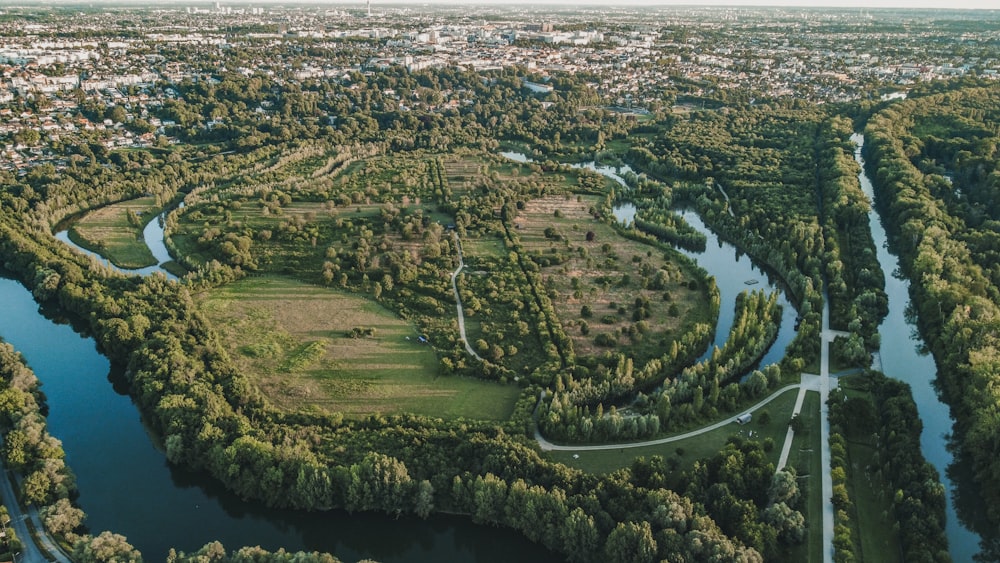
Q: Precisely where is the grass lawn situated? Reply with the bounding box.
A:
[839,379,903,563]
[786,391,822,563]
[545,385,800,474]
[199,276,520,420]
[606,138,632,153]
[460,234,507,261]
[68,196,159,268]
[845,440,902,563]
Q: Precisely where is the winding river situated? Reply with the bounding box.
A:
[852,133,992,561]
[8,140,961,561]
[55,206,180,280]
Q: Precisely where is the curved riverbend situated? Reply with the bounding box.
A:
[55,204,181,280]
[0,275,553,562]
[852,133,989,561]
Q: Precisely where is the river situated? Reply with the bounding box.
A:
[852,133,991,561]
[1,221,554,560]
[55,205,179,280]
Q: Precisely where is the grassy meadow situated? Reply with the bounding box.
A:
[199,276,520,420]
[68,196,160,268]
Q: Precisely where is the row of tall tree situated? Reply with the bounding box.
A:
[538,290,782,443]
[864,84,1000,525]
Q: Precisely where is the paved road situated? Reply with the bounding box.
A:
[450,232,483,362]
[534,384,800,452]
[0,466,71,563]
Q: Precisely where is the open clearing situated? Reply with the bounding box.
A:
[515,194,709,361]
[69,196,159,268]
[199,276,519,420]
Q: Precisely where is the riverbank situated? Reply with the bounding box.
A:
[0,277,552,562]
[853,133,984,561]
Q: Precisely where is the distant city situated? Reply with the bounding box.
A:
[2,4,997,176]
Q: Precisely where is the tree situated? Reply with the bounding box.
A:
[768,469,800,506]
[14,128,40,146]
[763,502,806,545]
[604,521,657,563]
[3,429,28,470]
[42,498,86,537]
[73,531,143,563]
[562,507,599,562]
[345,453,413,515]
[789,413,805,433]
[107,105,128,124]
[414,480,434,519]
[22,469,52,505]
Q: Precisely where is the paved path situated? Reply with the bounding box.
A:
[450,232,483,362]
[715,182,736,218]
[819,297,835,563]
[535,384,800,452]
[0,465,72,563]
[776,374,822,471]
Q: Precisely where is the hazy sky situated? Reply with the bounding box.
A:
[353,0,999,7]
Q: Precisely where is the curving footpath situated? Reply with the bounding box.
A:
[0,466,72,563]
[535,383,800,452]
[450,232,483,362]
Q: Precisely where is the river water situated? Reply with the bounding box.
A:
[1,221,554,560]
[55,206,179,280]
[852,133,989,561]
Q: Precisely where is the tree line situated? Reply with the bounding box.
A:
[864,83,1000,526]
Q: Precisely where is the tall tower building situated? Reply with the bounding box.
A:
[367,0,372,17]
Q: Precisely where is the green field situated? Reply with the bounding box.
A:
[787,391,822,563]
[199,276,520,420]
[839,379,903,563]
[68,196,160,268]
[545,385,800,474]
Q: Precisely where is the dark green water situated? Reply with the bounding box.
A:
[0,277,555,562]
